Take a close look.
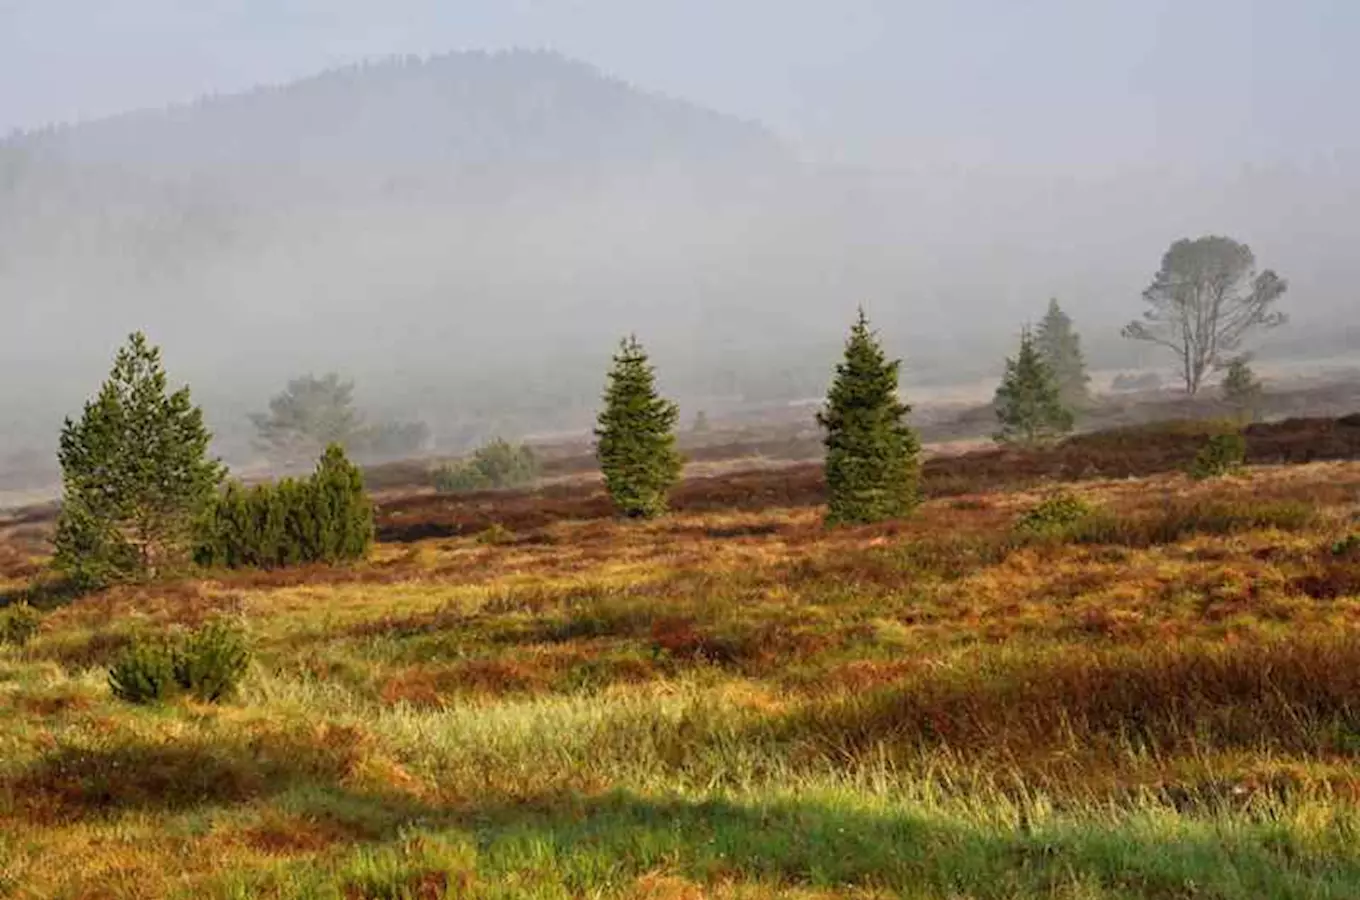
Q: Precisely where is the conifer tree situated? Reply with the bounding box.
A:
[1221,356,1263,423]
[994,327,1075,446]
[1035,298,1091,408]
[307,443,375,562]
[595,336,682,518]
[818,309,920,525]
[55,332,224,587]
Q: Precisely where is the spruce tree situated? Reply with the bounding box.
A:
[1221,356,1263,423]
[55,332,224,587]
[595,336,682,518]
[307,443,375,562]
[994,327,1075,446]
[1035,298,1091,408]
[818,310,920,525]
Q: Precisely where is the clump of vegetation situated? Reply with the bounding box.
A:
[994,327,1074,446]
[108,639,182,705]
[1189,431,1247,480]
[476,523,515,546]
[197,444,373,569]
[176,619,252,703]
[1221,356,1264,422]
[595,335,682,518]
[54,332,224,589]
[819,309,920,525]
[1015,491,1094,536]
[109,620,251,705]
[1332,534,1360,559]
[0,602,42,647]
[434,439,540,493]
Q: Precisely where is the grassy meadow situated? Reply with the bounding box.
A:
[5,434,1360,897]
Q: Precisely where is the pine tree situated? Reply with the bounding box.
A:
[1221,356,1263,423]
[595,336,682,518]
[994,327,1075,446]
[1035,298,1091,408]
[818,309,920,525]
[55,332,224,587]
[307,443,375,562]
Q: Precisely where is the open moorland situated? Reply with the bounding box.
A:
[5,419,1360,898]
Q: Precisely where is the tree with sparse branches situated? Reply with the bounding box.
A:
[1035,298,1091,409]
[994,327,1074,446]
[250,373,362,465]
[1221,356,1264,423]
[1122,236,1288,395]
[818,309,920,525]
[595,336,682,518]
[54,333,224,587]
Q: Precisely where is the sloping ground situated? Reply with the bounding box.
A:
[4,460,1360,896]
[376,415,1360,539]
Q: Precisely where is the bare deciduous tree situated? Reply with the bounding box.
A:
[1122,236,1287,395]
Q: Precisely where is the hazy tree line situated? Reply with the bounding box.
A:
[16,230,1287,602]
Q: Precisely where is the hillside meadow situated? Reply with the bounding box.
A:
[3,426,1360,897]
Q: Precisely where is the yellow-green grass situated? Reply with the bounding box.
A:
[3,463,1360,897]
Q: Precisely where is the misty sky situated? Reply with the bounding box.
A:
[4,0,1358,169]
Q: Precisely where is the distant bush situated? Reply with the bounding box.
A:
[476,523,515,546]
[1333,534,1360,559]
[434,439,539,494]
[1015,491,1094,535]
[198,444,373,569]
[109,620,252,705]
[1188,432,1247,480]
[176,619,251,702]
[0,602,41,647]
[109,639,181,705]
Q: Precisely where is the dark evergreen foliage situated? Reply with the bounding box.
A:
[595,336,682,518]
[1035,299,1091,408]
[818,310,921,525]
[197,444,373,569]
[1221,357,1264,422]
[433,439,540,493]
[54,332,224,588]
[994,328,1075,446]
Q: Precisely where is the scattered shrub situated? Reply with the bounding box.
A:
[0,602,42,647]
[475,523,515,546]
[198,444,373,569]
[177,619,252,702]
[108,640,181,705]
[1333,534,1360,559]
[1068,499,1314,547]
[434,439,540,494]
[1188,432,1246,480]
[1015,491,1094,535]
[108,620,252,705]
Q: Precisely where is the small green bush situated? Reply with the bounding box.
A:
[0,603,42,647]
[109,640,181,705]
[177,619,251,702]
[1333,534,1360,559]
[1188,432,1247,480]
[434,439,540,494]
[109,620,252,705]
[1015,491,1094,535]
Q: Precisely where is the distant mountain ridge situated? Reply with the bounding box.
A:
[5,50,786,197]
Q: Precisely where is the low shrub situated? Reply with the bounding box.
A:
[198,444,373,570]
[177,619,252,702]
[1189,432,1247,480]
[434,439,539,494]
[1333,534,1360,559]
[108,620,252,705]
[0,602,41,647]
[1014,491,1094,535]
[475,523,515,546]
[108,640,181,705]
